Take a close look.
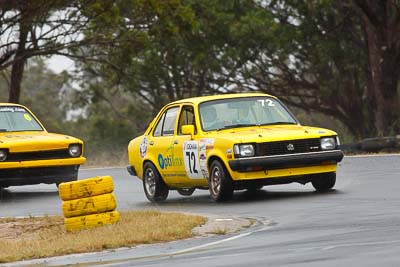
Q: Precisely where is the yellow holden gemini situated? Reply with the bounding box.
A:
[64,210,120,232]
[127,93,344,203]
[59,176,114,201]
[62,193,117,218]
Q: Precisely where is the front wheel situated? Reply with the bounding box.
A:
[209,160,233,202]
[311,172,336,192]
[143,162,169,202]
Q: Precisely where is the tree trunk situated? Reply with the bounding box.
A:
[8,6,30,104]
[359,1,400,136]
[9,57,25,103]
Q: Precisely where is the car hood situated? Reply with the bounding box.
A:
[0,131,83,153]
[205,124,337,143]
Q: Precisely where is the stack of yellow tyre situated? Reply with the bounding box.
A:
[59,176,120,231]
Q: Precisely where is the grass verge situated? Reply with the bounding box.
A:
[0,210,206,263]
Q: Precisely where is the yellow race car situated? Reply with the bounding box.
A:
[0,104,86,188]
[127,93,343,202]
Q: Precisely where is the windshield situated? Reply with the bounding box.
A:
[0,106,43,132]
[199,96,298,131]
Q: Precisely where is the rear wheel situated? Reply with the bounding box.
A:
[209,160,233,202]
[143,162,169,202]
[312,172,336,192]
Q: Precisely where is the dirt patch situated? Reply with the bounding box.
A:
[193,215,254,236]
[0,217,63,240]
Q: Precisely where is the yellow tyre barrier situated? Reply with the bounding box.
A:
[62,193,117,218]
[59,176,114,201]
[65,210,120,232]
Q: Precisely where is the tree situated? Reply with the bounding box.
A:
[228,1,400,138]
[0,57,75,133]
[75,0,259,114]
[0,0,122,103]
[354,0,400,136]
[71,0,400,139]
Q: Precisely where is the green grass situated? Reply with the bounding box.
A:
[0,210,207,263]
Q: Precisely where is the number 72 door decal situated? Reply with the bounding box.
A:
[183,141,204,179]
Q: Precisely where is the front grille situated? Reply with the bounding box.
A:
[5,149,72,162]
[256,138,321,156]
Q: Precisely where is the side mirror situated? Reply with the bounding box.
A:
[181,125,195,138]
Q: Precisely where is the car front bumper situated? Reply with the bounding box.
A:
[0,165,80,187]
[228,150,344,172]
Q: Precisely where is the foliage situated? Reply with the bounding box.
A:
[75,0,262,114]
[0,0,122,103]
[0,58,72,133]
[76,0,400,139]
[229,1,400,138]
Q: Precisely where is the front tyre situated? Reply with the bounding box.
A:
[143,162,169,202]
[312,172,336,192]
[209,160,233,202]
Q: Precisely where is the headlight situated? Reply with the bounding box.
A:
[320,137,336,150]
[234,144,255,157]
[68,144,82,157]
[0,149,7,161]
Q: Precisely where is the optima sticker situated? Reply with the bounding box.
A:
[158,154,184,170]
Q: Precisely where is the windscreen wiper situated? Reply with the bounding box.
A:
[259,122,297,126]
[218,123,259,130]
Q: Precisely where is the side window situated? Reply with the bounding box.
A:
[153,113,165,137]
[178,105,196,135]
[153,107,179,137]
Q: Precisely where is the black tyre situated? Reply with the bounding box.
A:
[177,188,195,196]
[143,162,169,202]
[312,172,336,192]
[209,160,234,202]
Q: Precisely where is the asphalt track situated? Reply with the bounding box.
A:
[1,155,400,266]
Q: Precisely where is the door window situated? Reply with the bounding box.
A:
[178,105,196,135]
[153,107,179,136]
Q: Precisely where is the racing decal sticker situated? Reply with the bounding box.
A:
[0,107,25,112]
[24,114,32,121]
[158,144,184,170]
[158,153,184,170]
[183,141,203,179]
[199,138,215,178]
[139,137,148,158]
[5,135,34,139]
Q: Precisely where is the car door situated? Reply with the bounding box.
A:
[173,105,205,182]
[146,106,181,180]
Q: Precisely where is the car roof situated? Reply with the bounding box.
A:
[169,92,275,105]
[0,103,26,107]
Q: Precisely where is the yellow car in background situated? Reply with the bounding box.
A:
[127,93,344,202]
[0,104,86,188]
